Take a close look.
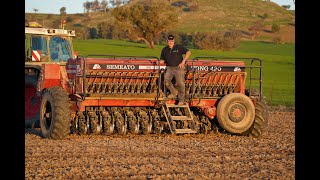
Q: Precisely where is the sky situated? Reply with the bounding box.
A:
[25,0,295,14]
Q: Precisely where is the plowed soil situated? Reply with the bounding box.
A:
[25,110,295,179]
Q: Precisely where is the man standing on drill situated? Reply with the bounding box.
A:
[160,35,191,105]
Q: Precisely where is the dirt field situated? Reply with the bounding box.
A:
[25,110,295,179]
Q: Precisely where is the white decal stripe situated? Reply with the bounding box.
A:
[139,66,166,69]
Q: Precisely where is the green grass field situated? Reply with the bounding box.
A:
[73,39,295,107]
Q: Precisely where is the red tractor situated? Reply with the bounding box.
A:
[25,22,76,129]
[25,23,268,140]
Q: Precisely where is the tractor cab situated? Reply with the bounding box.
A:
[25,22,76,63]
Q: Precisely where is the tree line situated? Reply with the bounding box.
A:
[28,0,285,50]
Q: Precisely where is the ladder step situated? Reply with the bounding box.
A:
[171,116,193,121]
[166,104,189,108]
[175,129,197,134]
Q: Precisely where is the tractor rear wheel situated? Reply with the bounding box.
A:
[25,75,40,128]
[216,93,255,134]
[39,86,71,140]
[242,97,269,138]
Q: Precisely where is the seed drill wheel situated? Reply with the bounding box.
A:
[116,121,127,135]
[78,117,88,135]
[153,120,163,134]
[115,117,127,135]
[90,116,101,135]
[39,86,71,140]
[242,97,269,138]
[25,75,41,128]
[216,93,255,134]
[141,120,152,134]
[102,118,114,135]
[128,118,139,134]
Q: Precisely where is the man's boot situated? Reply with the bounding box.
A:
[177,101,186,106]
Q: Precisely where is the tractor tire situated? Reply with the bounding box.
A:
[216,93,255,134]
[25,75,41,128]
[39,86,71,140]
[242,97,269,138]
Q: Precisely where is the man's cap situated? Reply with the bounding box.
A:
[167,35,174,40]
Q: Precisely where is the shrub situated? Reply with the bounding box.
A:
[248,20,264,32]
[192,31,241,51]
[89,28,98,39]
[66,16,73,23]
[73,24,83,27]
[271,24,280,33]
[223,31,241,49]
[182,7,191,12]
[248,20,265,39]
[171,1,188,7]
[180,33,193,47]
[263,13,268,19]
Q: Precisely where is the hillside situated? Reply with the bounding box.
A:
[25,0,295,42]
[174,0,294,32]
